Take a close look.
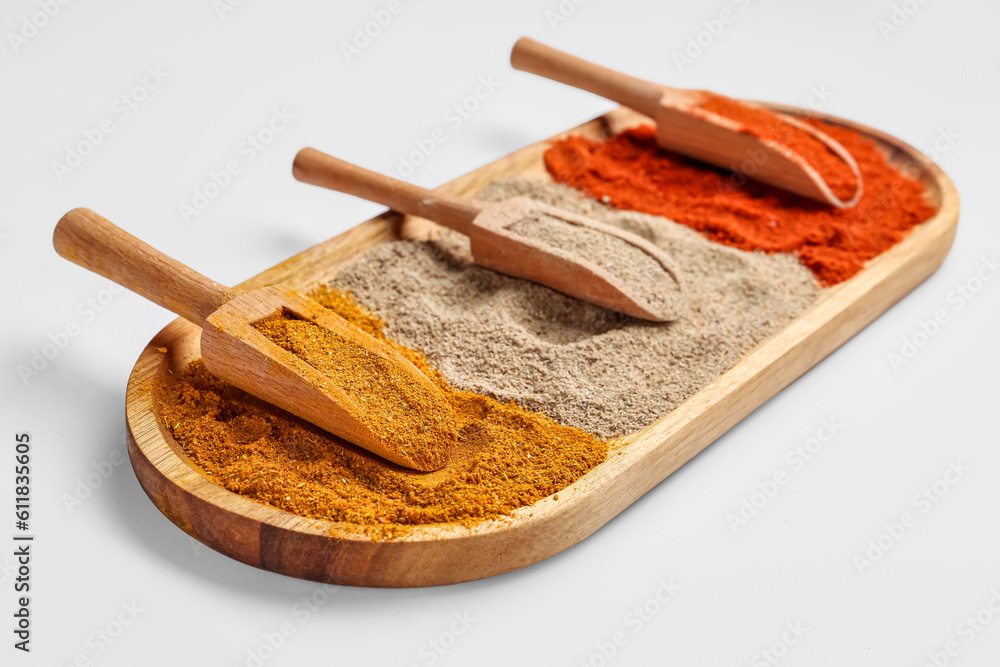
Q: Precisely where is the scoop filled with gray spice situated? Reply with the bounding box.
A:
[294,148,682,321]
[508,210,679,317]
[334,177,820,439]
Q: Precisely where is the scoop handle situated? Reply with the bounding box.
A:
[53,208,230,324]
[510,37,664,119]
[292,148,483,235]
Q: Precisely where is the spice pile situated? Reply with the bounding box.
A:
[335,177,820,438]
[544,120,937,284]
[161,288,608,528]
[508,211,678,316]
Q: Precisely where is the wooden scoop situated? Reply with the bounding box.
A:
[52,208,455,472]
[511,37,862,208]
[293,148,682,322]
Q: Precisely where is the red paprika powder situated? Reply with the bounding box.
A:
[544,120,937,285]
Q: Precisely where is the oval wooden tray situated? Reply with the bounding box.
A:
[126,107,959,587]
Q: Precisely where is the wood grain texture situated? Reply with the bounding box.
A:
[293,147,484,234]
[125,107,959,588]
[53,207,231,325]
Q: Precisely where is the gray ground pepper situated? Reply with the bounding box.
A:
[333,178,820,438]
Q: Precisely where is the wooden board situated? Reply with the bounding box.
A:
[125,107,959,588]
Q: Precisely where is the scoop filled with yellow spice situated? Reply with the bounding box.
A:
[52,207,457,471]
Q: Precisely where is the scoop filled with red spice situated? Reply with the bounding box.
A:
[544,122,936,285]
[511,37,862,207]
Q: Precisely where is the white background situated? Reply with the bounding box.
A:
[3,1,998,665]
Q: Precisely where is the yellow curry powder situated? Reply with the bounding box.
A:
[159,287,610,530]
